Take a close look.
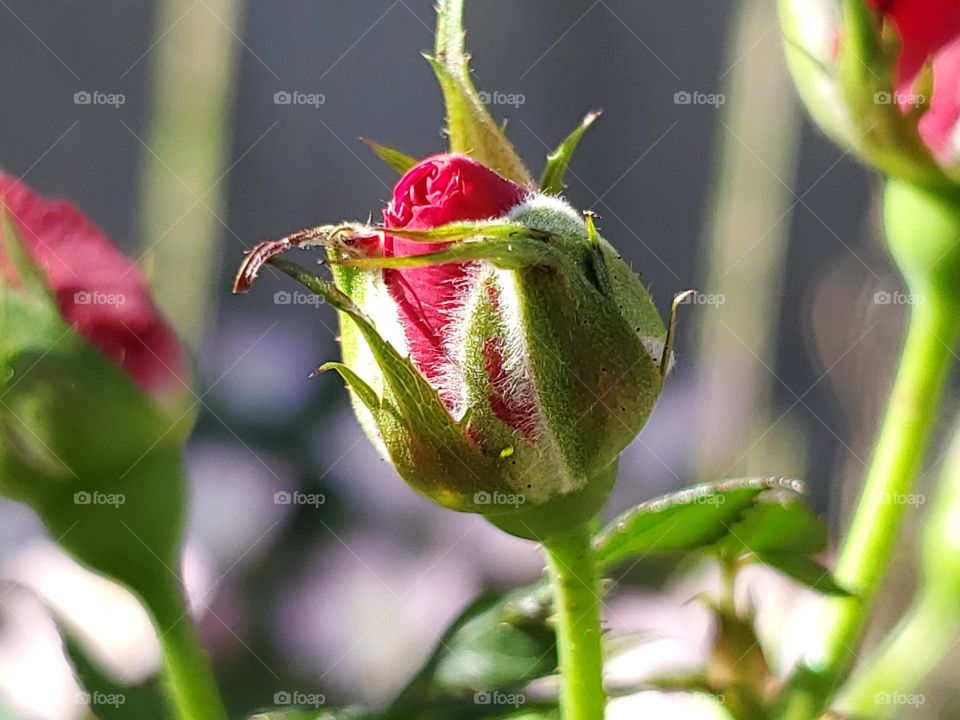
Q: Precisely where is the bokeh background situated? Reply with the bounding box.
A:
[0,1,955,718]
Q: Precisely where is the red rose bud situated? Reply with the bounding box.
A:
[381,154,530,413]
[236,154,677,541]
[780,0,960,181]
[0,173,188,406]
[1,175,193,594]
[867,0,960,93]
[867,0,960,168]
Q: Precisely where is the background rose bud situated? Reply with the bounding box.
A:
[867,0,960,169]
[867,0,960,91]
[780,0,960,181]
[305,154,671,540]
[0,175,193,595]
[0,173,189,409]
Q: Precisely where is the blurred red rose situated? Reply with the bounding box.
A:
[0,173,187,399]
[869,0,960,164]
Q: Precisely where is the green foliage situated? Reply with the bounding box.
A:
[540,111,601,195]
[595,478,792,568]
[386,584,556,719]
[360,139,417,175]
[596,477,849,596]
[56,614,168,720]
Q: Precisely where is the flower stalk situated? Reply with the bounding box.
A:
[149,576,229,720]
[777,179,960,718]
[838,409,960,717]
[543,524,606,720]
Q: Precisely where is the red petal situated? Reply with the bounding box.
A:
[0,174,188,398]
[869,0,960,90]
[919,42,960,162]
[381,155,528,409]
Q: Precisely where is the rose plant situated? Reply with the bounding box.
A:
[232,3,847,720]
[775,1,960,718]
[0,175,225,720]
[6,1,960,719]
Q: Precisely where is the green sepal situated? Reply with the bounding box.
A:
[486,460,618,541]
[338,236,556,272]
[374,221,548,243]
[429,0,532,185]
[506,200,665,483]
[778,0,951,186]
[540,110,601,195]
[361,138,418,175]
[317,361,381,412]
[269,257,493,511]
[269,259,460,438]
[1,205,51,298]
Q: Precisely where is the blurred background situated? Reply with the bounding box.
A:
[0,1,955,718]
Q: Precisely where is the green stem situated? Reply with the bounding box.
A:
[776,288,960,719]
[825,295,960,654]
[543,525,606,720]
[148,577,229,720]
[435,0,466,69]
[838,592,959,717]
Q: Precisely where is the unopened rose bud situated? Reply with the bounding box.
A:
[1,174,193,592]
[0,174,189,410]
[236,154,677,540]
[779,0,960,182]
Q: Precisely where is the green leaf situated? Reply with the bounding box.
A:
[360,139,418,175]
[55,613,168,720]
[430,1,532,185]
[388,584,556,718]
[715,494,850,596]
[540,111,601,195]
[716,496,826,558]
[595,477,803,570]
[756,553,851,596]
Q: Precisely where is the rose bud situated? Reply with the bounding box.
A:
[1,173,194,596]
[235,154,683,541]
[779,0,960,183]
